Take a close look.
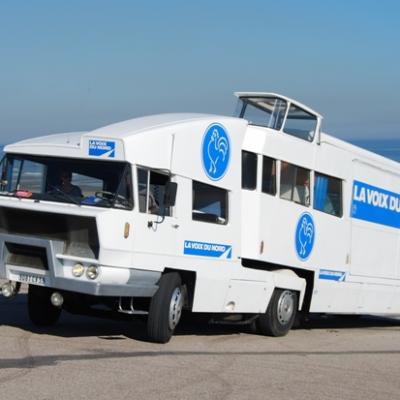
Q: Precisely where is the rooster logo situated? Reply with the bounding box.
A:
[295,213,315,260]
[202,123,230,180]
[207,129,229,175]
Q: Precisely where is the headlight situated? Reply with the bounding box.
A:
[86,265,99,280]
[72,263,85,277]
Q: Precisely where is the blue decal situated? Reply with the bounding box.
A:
[184,240,232,259]
[295,212,315,261]
[202,123,230,181]
[351,180,400,229]
[319,269,346,281]
[89,140,116,158]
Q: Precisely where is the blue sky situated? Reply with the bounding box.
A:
[0,0,399,144]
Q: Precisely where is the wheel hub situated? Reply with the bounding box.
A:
[168,286,184,330]
[277,290,295,325]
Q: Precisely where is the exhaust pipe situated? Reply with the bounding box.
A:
[1,281,21,298]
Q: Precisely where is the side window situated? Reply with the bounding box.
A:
[137,168,172,216]
[192,181,228,224]
[0,157,21,192]
[283,105,317,142]
[262,156,276,195]
[242,151,257,190]
[314,173,342,217]
[280,161,310,206]
[0,157,7,186]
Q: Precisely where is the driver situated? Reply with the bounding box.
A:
[58,171,82,198]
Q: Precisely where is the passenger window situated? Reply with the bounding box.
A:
[280,162,310,206]
[137,168,172,216]
[192,181,228,224]
[262,156,276,195]
[283,105,317,142]
[314,173,342,217]
[242,151,257,190]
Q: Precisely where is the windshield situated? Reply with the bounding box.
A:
[0,154,133,210]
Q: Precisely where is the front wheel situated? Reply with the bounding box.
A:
[257,289,298,337]
[28,285,62,326]
[147,272,184,343]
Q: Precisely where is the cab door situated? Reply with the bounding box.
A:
[131,167,178,265]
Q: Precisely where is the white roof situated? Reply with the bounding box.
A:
[84,113,219,140]
[5,113,228,152]
[5,132,86,150]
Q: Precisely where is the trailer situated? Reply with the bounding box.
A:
[1,92,400,343]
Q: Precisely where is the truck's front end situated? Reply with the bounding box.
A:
[0,137,163,323]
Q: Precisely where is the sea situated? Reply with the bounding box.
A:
[2,139,400,162]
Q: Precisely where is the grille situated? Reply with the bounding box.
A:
[5,242,48,270]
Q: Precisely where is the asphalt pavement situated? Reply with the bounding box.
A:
[1,286,400,400]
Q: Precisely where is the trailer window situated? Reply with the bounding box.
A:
[242,151,257,190]
[192,181,228,224]
[138,168,172,216]
[283,105,317,142]
[262,156,276,195]
[280,161,310,206]
[314,173,342,217]
[238,97,287,130]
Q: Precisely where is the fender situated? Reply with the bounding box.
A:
[271,269,306,310]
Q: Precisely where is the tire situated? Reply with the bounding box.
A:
[28,285,62,327]
[147,272,184,343]
[257,289,298,337]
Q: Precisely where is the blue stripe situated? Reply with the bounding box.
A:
[351,180,400,229]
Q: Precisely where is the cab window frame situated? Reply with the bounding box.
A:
[137,167,173,216]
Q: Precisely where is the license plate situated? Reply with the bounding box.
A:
[14,273,47,286]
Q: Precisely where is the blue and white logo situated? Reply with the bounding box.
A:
[295,212,315,261]
[351,180,400,229]
[184,240,232,259]
[202,123,230,181]
[89,139,116,158]
[319,269,346,282]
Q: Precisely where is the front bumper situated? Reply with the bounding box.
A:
[0,233,160,297]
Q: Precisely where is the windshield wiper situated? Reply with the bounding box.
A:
[49,186,82,206]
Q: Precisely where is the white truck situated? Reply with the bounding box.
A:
[1,92,400,343]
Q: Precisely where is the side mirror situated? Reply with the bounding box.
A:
[164,181,177,207]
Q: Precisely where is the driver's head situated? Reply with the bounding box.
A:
[60,171,72,184]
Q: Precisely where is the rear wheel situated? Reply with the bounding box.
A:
[28,285,62,326]
[257,289,298,337]
[147,272,184,343]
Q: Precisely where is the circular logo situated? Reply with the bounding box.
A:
[295,212,315,261]
[202,123,230,181]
